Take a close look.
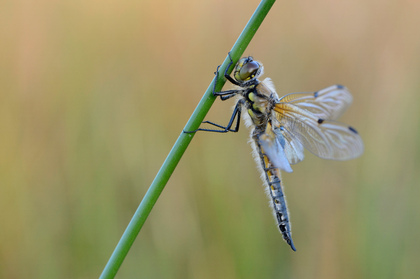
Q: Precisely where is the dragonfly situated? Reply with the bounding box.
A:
[188,55,364,251]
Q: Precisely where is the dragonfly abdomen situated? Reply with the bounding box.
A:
[254,139,297,251]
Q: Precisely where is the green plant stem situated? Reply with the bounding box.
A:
[100,0,276,278]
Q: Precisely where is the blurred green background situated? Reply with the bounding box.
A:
[1,0,420,278]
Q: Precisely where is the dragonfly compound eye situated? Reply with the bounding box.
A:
[239,61,260,80]
[237,61,260,81]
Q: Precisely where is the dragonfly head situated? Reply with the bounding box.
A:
[234,56,263,86]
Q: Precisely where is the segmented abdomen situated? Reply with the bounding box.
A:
[254,140,296,251]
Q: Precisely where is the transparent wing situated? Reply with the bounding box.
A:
[272,103,364,160]
[273,125,305,165]
[278,85,353,120]
[258,122,293,173]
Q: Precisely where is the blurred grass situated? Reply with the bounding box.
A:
[1,0,420,278]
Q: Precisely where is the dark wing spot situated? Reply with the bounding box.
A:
[314,91,319,98]
[348,126,358,134]
[336,84,344,89]
[318,118,324,124]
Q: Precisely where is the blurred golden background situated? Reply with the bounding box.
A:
[1,0,420,278]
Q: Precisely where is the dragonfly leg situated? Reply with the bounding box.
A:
[222,52,240,86]
[184,100,243,133]
[212,52,242,101]
[184,53,245,133]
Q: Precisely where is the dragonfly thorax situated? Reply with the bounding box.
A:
[243,88,273,128]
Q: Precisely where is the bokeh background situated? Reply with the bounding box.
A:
[1,0,420,278]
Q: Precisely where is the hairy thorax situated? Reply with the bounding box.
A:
[242,81,277,130]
